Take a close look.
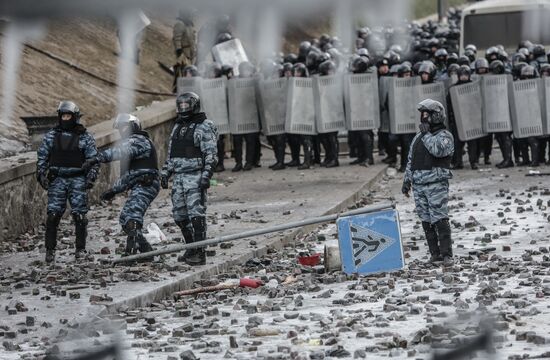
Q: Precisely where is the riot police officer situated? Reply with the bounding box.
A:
[402,99,454,266]
[83,113,159,258]
[160,92,218,266]
[37,101,99,263]
[317,60,340,168]
[447,65,480,169]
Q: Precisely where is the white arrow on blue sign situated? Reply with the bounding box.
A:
[336,208,404,275]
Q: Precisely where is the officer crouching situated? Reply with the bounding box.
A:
[83,114,160,258]
[402,99,455,266]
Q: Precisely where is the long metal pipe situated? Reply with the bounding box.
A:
[113,202,394,264]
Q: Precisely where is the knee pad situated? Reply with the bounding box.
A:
[72,214,88,227]
[123,220,142,237]
[46,213,62,228]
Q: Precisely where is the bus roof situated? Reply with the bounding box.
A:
[463,0,550,15]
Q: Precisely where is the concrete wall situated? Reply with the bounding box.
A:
[0,100,176,243]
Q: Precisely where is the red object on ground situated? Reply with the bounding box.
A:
[239,278,264,288]
[297,253,321,266]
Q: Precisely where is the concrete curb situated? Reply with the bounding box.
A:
[97,165,388,317]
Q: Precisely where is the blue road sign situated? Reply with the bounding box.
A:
[336,208,404,275]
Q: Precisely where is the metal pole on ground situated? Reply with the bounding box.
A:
[112,202,394,264]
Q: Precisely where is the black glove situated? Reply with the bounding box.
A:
[37,172,49,190]
[160,175,169,189]
[402,181,411,197]
[82,157,99,172]
[175,48,183,58]
[419,122,430,134]
[199,176,211,190]
[100,189,117,201]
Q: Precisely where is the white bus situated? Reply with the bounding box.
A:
[460,0,550,54]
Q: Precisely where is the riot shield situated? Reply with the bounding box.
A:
[508,79,543,139]
[313,75,346,134]
[378,77,391,133]
[227,77,260,135]
[343,73,380,131]
[176,77,202,98]
[540,77,550,135]
[285,77,316,135]
[201,77,230,135]
[258,77,287,136]
[415,82,448,127]
[211,39,249,77]
[481,75,513,133]
[388,77,421,134]
[449,80,485,141]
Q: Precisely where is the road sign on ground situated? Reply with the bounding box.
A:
[337,208,404,274]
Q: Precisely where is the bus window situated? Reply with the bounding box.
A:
[463,9,550,50]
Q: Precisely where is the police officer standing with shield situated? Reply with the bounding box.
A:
[82,113,160,258]
[160,92,218,266]
[37,101,100,263]
[402,99,454,267]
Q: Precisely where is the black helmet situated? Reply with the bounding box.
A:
[513,62,528,79]
[182,65,199,77]
[417,98,446,125]
[221,65,234,78]
[474,58,489,74]
[457,65,471,81]
[351,56,369,74]
[397,63,412,77]
[447,63,460,75]
[518,47,530,58]
[216,32,232,44]
[533,44,546,58]
[434,48,448,58]
[512,52,527,65]
[464,49,476,63]
[465,44,477,54]
[520,65,537,80]
[282,62,294,76]
[356,48,370,58]
[485,46,499,62]
[319,34,331,46]
[389,64,400,76]
[292,62,309,78]
[318,60,336,76]
[113,113,141,133]
[238,61,255,78]
[57,101,80,122]
[306,50,320,70]
[176,92,201,117]
[384,50,400,65]
[298,41,311,60]
[457,55,470,66]
[284,53,298,64]
[540,63,550,77]
[419,61,435,80]
[489,60,505,75]
[447,52,458,65]
[206,62,222,78]
[518,40,533,52]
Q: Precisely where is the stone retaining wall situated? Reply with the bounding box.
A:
[0,100,176,243]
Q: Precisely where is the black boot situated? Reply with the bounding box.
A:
[186,217,206,266]
[232,163,243,172]
[73,214,88,259]
[325,134,339,168]
[298,139,312,170]
[45,213,61,263]
[176,220,195,262]
[422,221,441,262]
[497,135,514,168]
[214,162,225,172]
[434,218,452,262]
[272,141,286,170]
[122,220,144,257]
